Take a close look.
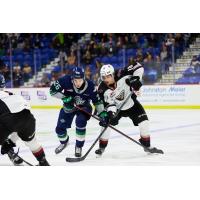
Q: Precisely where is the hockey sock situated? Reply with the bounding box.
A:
[32,147,46,161]
[24,136,46,161]
[76,140,85,148]
[76,127,86,147]
[138,120,151,147]
[99,139,108,149]
[139,136,150,148]
[57,132,69,144]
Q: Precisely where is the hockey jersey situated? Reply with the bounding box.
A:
[0,91,30,114]
[98,62,144,112]
[50,75,104,112]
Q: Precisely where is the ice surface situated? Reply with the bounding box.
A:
[1,109,200,166]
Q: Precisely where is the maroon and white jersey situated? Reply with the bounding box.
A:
[0,91,30,114]
[98,62,143,112]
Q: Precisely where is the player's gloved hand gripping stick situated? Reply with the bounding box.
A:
[62,96,75,112]
[65,91,135,162]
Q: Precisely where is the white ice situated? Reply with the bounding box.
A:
[0,109,200,166]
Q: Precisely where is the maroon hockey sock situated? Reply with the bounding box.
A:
[32,147,46,161]
[139,136,150,147]
[99,139,108,149]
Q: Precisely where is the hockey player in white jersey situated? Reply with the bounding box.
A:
[96,63,163,155]
[0,75,50,166]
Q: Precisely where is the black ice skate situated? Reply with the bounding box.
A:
[95,148,105,157]
[7,151,23,166]
[75,146,82,157]
[139,138,164,154]
[38,158,50,166]
[55,136,69,154]
[145,147,164,154]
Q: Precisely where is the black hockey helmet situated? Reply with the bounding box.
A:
[72,67,85,79]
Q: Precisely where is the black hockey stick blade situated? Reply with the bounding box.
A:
[66,156,86,163]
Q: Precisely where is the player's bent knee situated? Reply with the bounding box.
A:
[18,129,35,142]
[24,135,42,152]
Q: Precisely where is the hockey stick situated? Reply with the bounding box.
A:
[65,91,135,162]
[75,100,164,154]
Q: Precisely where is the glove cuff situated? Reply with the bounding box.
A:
[99,111,108,118]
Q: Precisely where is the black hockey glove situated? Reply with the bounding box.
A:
[129,76,142,91]
[108,111,118,126]
[99,111,109,127]
[1,139,16,155]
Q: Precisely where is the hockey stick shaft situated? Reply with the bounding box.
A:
[16,154,33,166]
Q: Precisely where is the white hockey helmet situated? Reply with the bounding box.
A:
[100,64,115,80]
[0,74,5,90]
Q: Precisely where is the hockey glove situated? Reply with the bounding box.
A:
[129,76,142,91]
[99,111,109,127]
[1,139,16,155]
[62,96,74,104]
[62,96,75,111]
[108,111,119,126]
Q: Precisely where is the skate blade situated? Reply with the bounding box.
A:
[96,154,103,158]
[13,163,24,166]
